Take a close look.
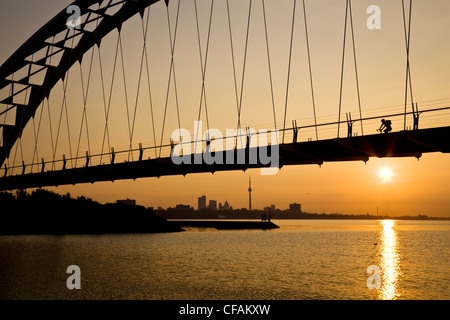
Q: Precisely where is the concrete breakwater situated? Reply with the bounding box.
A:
[168,220,279,230]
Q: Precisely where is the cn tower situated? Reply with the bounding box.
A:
[248,177,252,211]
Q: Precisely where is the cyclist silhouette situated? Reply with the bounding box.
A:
[378,119,392,134]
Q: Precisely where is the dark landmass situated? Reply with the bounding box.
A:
[158,208,450,221]
[0,190,183,235]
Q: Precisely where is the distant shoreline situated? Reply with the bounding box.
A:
[157,209,450,221]
[166,216,450,221]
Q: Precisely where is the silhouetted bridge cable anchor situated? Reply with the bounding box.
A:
[0,0,449,191]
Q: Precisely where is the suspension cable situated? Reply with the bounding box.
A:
[194,0,214,135]
[100,31,120,164]
[159,0,181,157]
[226,0,240,128]
[30,38,59,171]
[97,44,111,165]
[236,0,253,139]
[10,73,28,174]
[45,46,56,164]
[63,77,74,169]
[10,75,20,175]
[141,7,158,158]
[31,99,45,173]
[302,0,318,140]
[15,73,29,172]
[406,0,414,108]
[282,0,297,144]
[348,0,363,136]
[75,46,94,167]
[2,74,12,173]
[31,41,55,172]
[53,70,71,169]
[402,0,414,130]
[54,30,77,169]
[117,32,133,161]
[45,98,55,163]
[128,6,154,161]
[262,0,277,132]
[129,21,149,160]
[337,0,349,138]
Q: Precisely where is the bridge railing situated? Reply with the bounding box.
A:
[1,105,450,178]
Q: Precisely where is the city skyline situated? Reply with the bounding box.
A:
[149,177,305,212]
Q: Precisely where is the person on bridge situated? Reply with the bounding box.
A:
[378,119,392,134]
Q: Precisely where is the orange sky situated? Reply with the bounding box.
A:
[1,0,450,216]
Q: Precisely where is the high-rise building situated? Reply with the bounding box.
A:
[289,203,302,214]
[220,201,232,211]
[198,195,206,210]
[248,177,252,211]
[208,200,217,210]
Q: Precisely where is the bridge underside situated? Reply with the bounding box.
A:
[0,126,449,191]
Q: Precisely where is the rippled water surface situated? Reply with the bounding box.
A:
[0,219,448,300]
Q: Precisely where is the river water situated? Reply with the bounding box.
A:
[0,219,448,300]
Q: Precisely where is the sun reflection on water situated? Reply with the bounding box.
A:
[379,220,401,300]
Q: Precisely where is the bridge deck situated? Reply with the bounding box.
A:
[0,126,449,191]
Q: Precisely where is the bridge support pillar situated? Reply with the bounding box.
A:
[139,143,143,161]
[245,127,251,150]
[413,103,420,130]
[292,120,299,143]
[111,148,115,164]
[206,132,211,149]
[346,113,353,138]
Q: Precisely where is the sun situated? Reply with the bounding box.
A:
[378,166,394,182]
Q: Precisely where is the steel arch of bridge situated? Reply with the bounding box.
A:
[0,0,163,169]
